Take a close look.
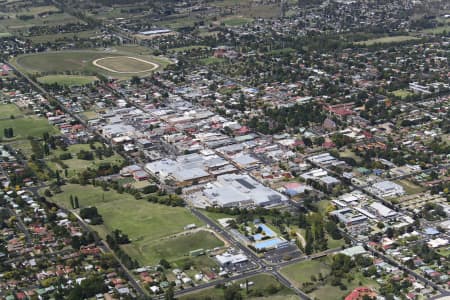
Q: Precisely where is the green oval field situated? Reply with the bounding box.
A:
[10,50,170,79]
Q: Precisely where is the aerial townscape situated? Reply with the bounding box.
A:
[0,0,449,299]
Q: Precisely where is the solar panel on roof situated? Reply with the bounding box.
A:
[236,178,255,189]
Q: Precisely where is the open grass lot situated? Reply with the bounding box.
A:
[134,230,224,265]
[281,259,331,285]
[47,143,124,177]
[0,116,59,140]
[392,89,414,99]
[421,25,450,34]
[179,274,299,300]
[281,258,378,300]
[355,35,419,46]
[43,184,205,265]
[394,179,425,195]
[28,30,98,44]
[37,75,98,86]
[80,110,98,121]
[2,11,81,32]
[0,104,24,119]
[93,56,158,73]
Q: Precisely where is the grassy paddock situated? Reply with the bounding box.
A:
[355,35,419,46]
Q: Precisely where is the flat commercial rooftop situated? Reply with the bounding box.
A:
[202,174,288,207]
[254,238,285,250]
[145,153,230,183]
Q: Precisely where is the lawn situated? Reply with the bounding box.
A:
[392,89,414,99]
[355,35,419,46]
[37,75,98,86]
[394,179,425,195]
[179,274,298,300]
[0,116,59,140]
[0,104,24,119]
[43,184,205,265]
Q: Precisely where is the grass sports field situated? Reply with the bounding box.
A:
[127,230,224,265]
[10,50,170,79]
[42,184,220,265]
[37,75,98,86]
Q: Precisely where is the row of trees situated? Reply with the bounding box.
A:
[3,127,14,138]
[69,195,79,209]
[79,206,103,225]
